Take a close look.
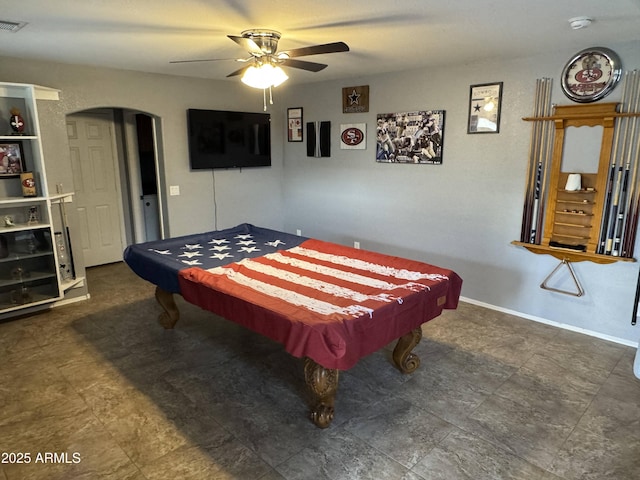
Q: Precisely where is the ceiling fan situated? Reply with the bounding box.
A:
[171,29,349,87]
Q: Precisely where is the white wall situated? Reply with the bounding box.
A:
[281,40,640,344]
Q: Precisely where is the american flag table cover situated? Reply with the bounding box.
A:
[124,223,462,370]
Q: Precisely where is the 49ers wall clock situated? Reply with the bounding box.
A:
[561,47,622,103]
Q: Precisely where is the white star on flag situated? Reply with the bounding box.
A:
[178,251,203,258]
[208,238,230,245]
[150,249,172,255]
[235,234,253,240]
[184,244,203,250]
[210,252,233,260]
[209,245,231,251]
[182,259,202,265]
[236,240,256,246]
[239,246,260,253]
[266,240,285,247]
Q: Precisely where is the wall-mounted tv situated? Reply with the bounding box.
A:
[187,108,271,170]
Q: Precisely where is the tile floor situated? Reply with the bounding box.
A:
[1,262,639,479]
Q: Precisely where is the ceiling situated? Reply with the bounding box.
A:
[1,0,639,85]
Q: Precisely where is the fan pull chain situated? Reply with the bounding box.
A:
[261,87,275,111]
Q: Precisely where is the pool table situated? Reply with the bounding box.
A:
[124,223,462,427]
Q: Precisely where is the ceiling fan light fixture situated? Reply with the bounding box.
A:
[241,63,288,89]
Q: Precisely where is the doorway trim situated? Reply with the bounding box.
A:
[122,109,167,243]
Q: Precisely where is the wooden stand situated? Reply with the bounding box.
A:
[154,287,180,328]
[304,358,339,429]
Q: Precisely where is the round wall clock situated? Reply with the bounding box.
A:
[561,47,622,103]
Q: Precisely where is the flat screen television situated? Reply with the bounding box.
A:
[187,108,271,170]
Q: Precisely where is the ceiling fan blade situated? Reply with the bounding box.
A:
[292,13,422,31]
[227,34,263,55]
[280,42,349,58]
[227,65,251,77]
[281,59,328,72]
[169,58,242,64]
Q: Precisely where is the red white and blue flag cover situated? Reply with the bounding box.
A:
[124,223,462,370]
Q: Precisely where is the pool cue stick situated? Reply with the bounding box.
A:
[598,71,631,253]
[621,142,640,257]
[521,80,538,241]
[56,184,76,279]
[605,167,626,255]
[596,86,627,254]
[525,79,546,243]
[530,82,548,242]
[623,141,640,258]
[521,79,543,242]
[621,71,640,257]
[534,80,554,244]
[530,162,542,242]
[612,165,631,256]
[632,267,640,326]
[614,72,640,256]
[527,88,543,242]
[598,162,618,254]
[605,73,637,255]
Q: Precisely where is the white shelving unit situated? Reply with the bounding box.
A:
[0,82,85,316]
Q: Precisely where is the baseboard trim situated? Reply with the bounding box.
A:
[53,293,91,308]
[460,296,638,349]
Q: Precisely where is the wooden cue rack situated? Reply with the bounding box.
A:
[512,103,640,264]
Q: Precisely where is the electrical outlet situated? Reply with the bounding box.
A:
[296,229,302,236]
[169,185,180,196]
[354,241,360,249]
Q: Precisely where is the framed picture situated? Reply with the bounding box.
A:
[340,123,366,150]
[468,82,503,134]
[376,110,446,164]
[0,141,26,177]
[342,85,370,113]
[287,107,303,142]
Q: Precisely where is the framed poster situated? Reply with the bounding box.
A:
[287,107,303,142]
[468,82,503,134]
[0,141,26,177]
[376,110,445,164]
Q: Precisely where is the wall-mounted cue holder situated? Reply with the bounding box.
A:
[512,73,640,297]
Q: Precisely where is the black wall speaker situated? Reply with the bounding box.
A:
[306,121,331,157]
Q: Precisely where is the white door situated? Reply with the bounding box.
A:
[67,111,125,266]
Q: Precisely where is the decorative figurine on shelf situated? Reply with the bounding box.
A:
[3,215,14,227]
[21,172,37,197]
[9,107,25,134]
[26,205,39,225]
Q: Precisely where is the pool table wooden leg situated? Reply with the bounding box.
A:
[392,327,423,374]
[304,358,339,428]
[154,287,180,329]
